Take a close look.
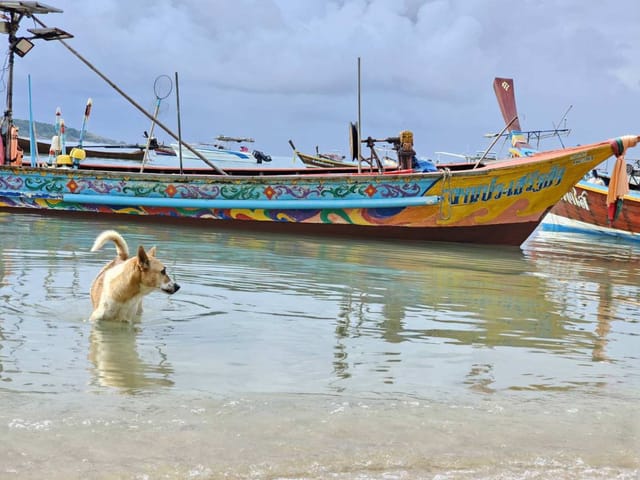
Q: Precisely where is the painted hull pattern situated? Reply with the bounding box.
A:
[544,181,640,240]
[0,138,629,246]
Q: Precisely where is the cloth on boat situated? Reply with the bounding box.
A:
[412,157,438,172]
[606,155,630,222]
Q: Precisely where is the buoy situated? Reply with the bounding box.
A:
[70,147,86,168]
[56,154,72,167]
[70,147,86,161]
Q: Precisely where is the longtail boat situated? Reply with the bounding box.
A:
[294,149,353,168]
[545,179,640,240]
[17,136,147,161]
[18,135,177,161]
[493,77,640,241]
[289,137,398,169]
[2,134,638,247]
[1,5,639,248]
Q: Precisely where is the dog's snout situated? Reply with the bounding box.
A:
[163,282,180,294]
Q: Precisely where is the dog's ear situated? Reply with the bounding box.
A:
[148,246,157,257]
[137,245,150,269]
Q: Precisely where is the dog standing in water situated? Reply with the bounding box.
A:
[89,230,180,322]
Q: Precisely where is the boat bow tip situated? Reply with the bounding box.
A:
[610,135,640,156]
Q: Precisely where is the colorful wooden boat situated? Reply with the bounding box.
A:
[545,180,640,240]
[1,134,638,247]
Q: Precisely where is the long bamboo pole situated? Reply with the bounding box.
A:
[32,15,228,175]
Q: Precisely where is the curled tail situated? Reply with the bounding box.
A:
[90,230,129,260]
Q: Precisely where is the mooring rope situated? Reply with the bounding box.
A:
[438,168,452,220]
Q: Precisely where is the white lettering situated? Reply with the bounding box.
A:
[561,187,589,210]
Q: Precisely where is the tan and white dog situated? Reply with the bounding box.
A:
[89,230,180,322]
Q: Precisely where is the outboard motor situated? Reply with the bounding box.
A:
[143,130,160,149]
[253,150,272,164]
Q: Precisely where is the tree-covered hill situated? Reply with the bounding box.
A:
[13,118,120,145]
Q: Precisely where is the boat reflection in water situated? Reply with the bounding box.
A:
[0,213,638,396]
[1,213,638,479]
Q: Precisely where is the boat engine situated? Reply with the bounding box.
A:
[253,150,272,164]
[398,130,415,170]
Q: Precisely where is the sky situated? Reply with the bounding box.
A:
[4,0,640,159]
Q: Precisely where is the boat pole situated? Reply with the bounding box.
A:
[78,98,93,148]
[3,13,18,165]
[357,57,362,174]
[32,16,228,175]
[175,71,183,175]
[473,115,518,169]
[28,74,37,167]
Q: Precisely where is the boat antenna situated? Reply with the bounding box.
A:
[551,104,572,148]
[31,15,228,175]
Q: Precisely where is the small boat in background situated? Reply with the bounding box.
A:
[18,133,176,162]
[18,136,145,161]
[289,138,398,170]
[290,142,353,168]
[170,135,272,167]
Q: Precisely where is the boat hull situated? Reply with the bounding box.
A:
[296,150,397,169]
[296,151,354,168]
[544,181,640,240]
[18,137,145,161]
[0,138,629,246]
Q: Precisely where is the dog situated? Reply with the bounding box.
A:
[89,230,180,322]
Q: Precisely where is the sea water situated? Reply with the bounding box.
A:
[0,212,638,479]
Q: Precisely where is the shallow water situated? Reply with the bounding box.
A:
[0,212,638,479]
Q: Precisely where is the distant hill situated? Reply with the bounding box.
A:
[13,118,120,145]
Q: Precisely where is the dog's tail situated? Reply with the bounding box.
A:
[90,230,129,260]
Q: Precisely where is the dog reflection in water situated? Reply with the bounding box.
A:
[89,230,180,322]
[89,321,174,391]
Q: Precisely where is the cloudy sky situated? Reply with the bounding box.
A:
[6,0,640,159]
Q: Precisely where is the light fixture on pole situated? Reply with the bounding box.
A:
[12,36,33,56]
[0,2,70,164]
